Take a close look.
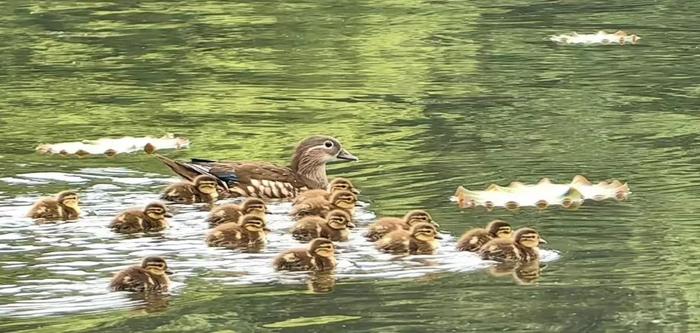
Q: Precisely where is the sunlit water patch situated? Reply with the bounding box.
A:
[0,169,559,318]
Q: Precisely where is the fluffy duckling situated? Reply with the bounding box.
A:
[109,202,172,233]
[273,238,336,271]
[206,198,267,227]
[293,177,360,205]
[290,190,357,219]
[291,209,355,242]
[479,227,546,262]
[364,210,436,242]
[27,191,81,221]
[206,214,269,249]
[161,175,220,204]
[376,222,442,255]
[456,220,512,252]
[110,256,173,292]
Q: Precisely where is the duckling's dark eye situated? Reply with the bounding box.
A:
[324,141,333,148]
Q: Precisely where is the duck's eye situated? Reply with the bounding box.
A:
[324,141,334,148]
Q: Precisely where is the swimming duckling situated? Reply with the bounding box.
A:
[206,214,269,249]
[290,190,357,219]
[479,227,546,262]
[291,209,355,242]
[376,222,442,255]
[293,178,360,205]
[110,256,173,292]
[364,210,436,242]
[456,220,512,252]
[27,191,81,221]
[273,238,336,271]
[109,202,172,233]
[160,175,220,204]
[206,198,267,227]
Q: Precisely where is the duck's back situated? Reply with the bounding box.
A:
[456,228,491,252]
[207,222,247,248]
[293,189,329,205]
[291,217,324,241]
[376,229,411,254]
[110,210,145,233]
[110,266,154,291]
[206,204,242,226]
[273,249,314,271]
[479,238,521,262]
[364,217,405,242]
[27,199,63,220]
[290,197,332,219]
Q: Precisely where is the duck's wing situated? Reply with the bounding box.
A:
[110,267,152,291]
[156,155,306,199]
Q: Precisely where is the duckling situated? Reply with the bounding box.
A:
[364,210,436,242]
[273,238,336,271]
[109,202,172,233]
[456,220,512,252]
[160,175,220,204]
[479,227,546,262]
[376,222,442,255]
[206,198,267,227]
[110,256,173,292]
[290,190,357,219]
[206,214,269,249]
[27,191,81,221]
[292,177,360,205]
[291,209,355,242]
[156,135,358,199]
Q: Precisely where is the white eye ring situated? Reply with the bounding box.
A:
[324,141,334,148]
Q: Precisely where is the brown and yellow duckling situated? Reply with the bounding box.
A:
[456,220,512,252]
[206,214,269,250]
[479,227,546,262]
[364,210,436,242]
[376,222,442,255]
[156,135,358,199]
[291,209,355,242]
[273,238,337,272]
[27,190,81,221]
[110,256,173,292]
[109,202,172,233]
[160,175,220,204]
[292,177,360,205]
[206,198,267,227]
[290,189,357,219]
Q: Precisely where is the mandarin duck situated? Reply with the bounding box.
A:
[110,257,173,292]
[156,136,357,200]
[291,209,355,242]
[206,198,267,227]
[456,220,512,252]
[375,222,442,255]
[479,228,546,262]
[364,210,436,242]
[273,238,336,272]
[27,190,80,221]
[160,175,220,204]
[109,202,172,233]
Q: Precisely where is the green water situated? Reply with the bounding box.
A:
[2,0,700,332]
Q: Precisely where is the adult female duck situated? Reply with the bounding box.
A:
[155,136,358,199]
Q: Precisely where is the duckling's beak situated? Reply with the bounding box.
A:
[335,149,358,162]
[164,212,174,218]
[434,234,443,240]
[347,222,356,229]
[263,227,272,232]
[165,269,174,275]
[351,188,360,195]
[431,221,440,228]
[539,238,547,244]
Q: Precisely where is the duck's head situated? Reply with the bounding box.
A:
[309,238,335,258]
[410,222,442,241]
[328,177,359,195]
[486,220,512,239]
[330,190,357,210]
[57,191,80,209]
[514,228,546,248]
[239,214,268,232]
[242,198,267,215]
[141,256,173,276]
[194,175,218,195]
[291,136,358,169]
[326,209,355,230]
[144,202,173,220]
[404,210,438,228]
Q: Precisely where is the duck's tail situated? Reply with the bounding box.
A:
[154,154,201,182]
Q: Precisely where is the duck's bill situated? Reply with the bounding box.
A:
[165,269,174,275]
[334,149,358,162]
[539,238,547,244]
[434,234,443,240]
[164,212,174,218]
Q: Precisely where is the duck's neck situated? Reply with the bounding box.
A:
[291,155,328,189]
[148,273,170,291]
[60,204,81,220]
[144,216,168,230]
[517,245,540,262]
[313,254,336,271]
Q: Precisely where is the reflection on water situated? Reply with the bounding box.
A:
[1,0,700,331]
[0,169,558,318]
